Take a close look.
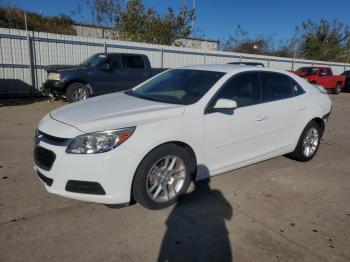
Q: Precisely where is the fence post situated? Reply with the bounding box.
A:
[160,48,164,68]
[292,58,295,70]
[203,50,207,64]
[27,32,35,97]
[267,59,271,68]
[239,55,242,62]
[103,42,107,53]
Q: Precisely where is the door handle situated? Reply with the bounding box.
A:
[256,115,267,121]
[298,106,306,111]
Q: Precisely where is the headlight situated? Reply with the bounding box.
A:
[66,127,135,154]
[47,72,60,81]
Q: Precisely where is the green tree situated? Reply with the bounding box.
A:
[295,19,350,62]
[81,0,120,26]
[116,0,195,45]
[222,25,296,58]
[0,7,76,34]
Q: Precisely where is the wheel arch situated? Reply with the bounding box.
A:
[129,140,198,204]
[64,79,93,95]
[292,116,325,153]
[311,117,325,135]
[336,80,344,87]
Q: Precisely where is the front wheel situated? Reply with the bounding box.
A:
[132,144,193,210]
[288,121,322,162]
[66,82,90,103]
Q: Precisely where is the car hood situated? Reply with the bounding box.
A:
[45,64,79,73]
[50,92,185,134]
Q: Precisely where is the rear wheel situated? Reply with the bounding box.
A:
[333,83,342,95]
[132,144,193,210]
[288,121,322,162]
[66,82,90,103]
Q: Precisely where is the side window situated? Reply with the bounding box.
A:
[125,55,145,68]
[214,72,261,108]
[326,68,332,76]
[109,55,122,69]
[290,78,305,96]
[261,72,293,102]
[319,69,326,75]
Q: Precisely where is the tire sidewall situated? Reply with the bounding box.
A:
[334,84,341,95]
[66,83,89,103]
[296,121,322,161]
[132,144,193,210]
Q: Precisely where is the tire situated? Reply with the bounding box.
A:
[132,144,193,210]
[333,83,342,95]
[66,82,90,103]
[288,121,322,162]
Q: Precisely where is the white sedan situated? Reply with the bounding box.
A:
[34,64,332,209]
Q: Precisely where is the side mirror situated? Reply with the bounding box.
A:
[211,98,237,113]
[99,63,111,72]
[319,71,326,76]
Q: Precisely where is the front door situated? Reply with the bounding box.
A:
[204,71,268,172]
[92,54,123,94]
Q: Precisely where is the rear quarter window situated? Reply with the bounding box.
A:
[290,78,305,96]
[260,72,293,102]
[125,55,145,68]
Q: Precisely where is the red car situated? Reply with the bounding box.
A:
[289,67,345,94]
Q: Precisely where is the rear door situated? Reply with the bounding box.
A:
[326,68,338,88]
[122,55,150,89]
[258,72,304,152]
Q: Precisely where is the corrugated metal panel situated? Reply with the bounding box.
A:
[1,27,350,95]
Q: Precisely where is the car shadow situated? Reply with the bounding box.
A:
[0,97,50,107]
[158,177,233,262]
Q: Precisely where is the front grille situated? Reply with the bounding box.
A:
[37,170,53,186]
[36,130,68,146]
[34,146,56,171]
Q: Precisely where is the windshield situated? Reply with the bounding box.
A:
[126,69,225,105]
[79,54,107,67]
[297,67,318,75]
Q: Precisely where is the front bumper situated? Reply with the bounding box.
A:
[34,131,142,205]
[43,80,66,90]
[42,80,67,97]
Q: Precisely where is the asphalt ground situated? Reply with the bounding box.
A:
[0,94,349,262]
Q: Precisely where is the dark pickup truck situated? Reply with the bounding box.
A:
[43,53,166,103]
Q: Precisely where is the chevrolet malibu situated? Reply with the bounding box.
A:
[34,64,332,210]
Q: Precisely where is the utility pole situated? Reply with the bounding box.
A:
[24,11,35,97]
[24,11,28,32]
[191,0,196,34]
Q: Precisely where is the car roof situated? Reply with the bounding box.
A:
[179,64,259,72]
[96,52,147,57]
[178,64,287,74]
[299,66,330,69]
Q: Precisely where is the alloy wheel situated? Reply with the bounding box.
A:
[302,127,319,157]
[72,87,87,101]
[146,155,186,203]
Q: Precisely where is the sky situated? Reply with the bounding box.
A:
[13,0,350,42]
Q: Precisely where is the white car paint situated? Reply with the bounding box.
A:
[34,64,332,204]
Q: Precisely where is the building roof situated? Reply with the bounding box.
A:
[176,37,220,44]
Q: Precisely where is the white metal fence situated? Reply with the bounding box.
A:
[1,27,350,95]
